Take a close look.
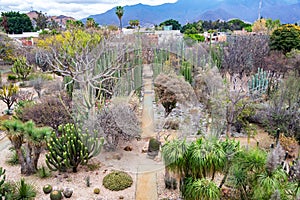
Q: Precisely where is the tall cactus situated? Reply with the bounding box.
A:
[46,123,103,173]
[248,67,269,97]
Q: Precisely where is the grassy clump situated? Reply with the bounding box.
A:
[103,171,133,191]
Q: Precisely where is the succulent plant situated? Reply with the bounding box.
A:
[93,188,100,194]
[43,184,52,194]
[63,187,73,198]
[50,190,62,200]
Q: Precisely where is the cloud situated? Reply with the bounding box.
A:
[0,0,177,19]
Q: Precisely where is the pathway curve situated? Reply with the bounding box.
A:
[136,64,161,200]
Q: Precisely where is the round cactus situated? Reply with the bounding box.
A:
[50,190,62,200]
[63,187,73,198]
[43,184,52,194]
[93,188,100,194]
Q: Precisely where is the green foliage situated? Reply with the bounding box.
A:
[50,190,62,200]
[179,61,193,84]
[46,123,103,173]
[148,137,160,152]
[14,178,36,200]
[183,178,220,200]
[6,147,23,165]
[248,67,270,97]
[102,171,133,191]
[7,74,17,81]
[37,166,51,179]
[270,24,300,54]
[159,19,181,30]
[12,57,32,80]
[115,6,124,29]
[1,11,33,34]
[42,184,52,194]
[0,167,6,198]
[27,72,53,81]
[0,83,19,110]
[184,34,205,42]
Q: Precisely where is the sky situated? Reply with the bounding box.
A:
[0,0,177,19]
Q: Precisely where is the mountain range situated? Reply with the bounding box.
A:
[83,0,300,27]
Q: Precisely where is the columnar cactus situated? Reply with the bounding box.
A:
[248,67,270,97]
[46,123,103,173]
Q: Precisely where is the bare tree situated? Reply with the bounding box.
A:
[221,35,269,77]
[95,103,141,151]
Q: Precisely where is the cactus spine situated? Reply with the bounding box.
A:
[46,123,103,173]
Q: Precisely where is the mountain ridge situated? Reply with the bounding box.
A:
[82,0,300,26]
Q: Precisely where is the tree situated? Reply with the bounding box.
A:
[115,6,124,30]
[159,19,181,30]
[1,119,51,175]
[252,18,268,33]
[0,84,19,110]
[85,18,98,29]
[129,20,139,29]
[17,93,73,131]
[0,11,33,34]
[33,11,48,30]
[12,57,32,80]
[95,103,141,151]
[270,24,300,54]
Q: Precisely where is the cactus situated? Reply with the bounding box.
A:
[46,123,103,173]
[43,184,52,194]
[93,188,100,194]
[248,67,270,97]
[180,61,192,84]
[50,190,62,200]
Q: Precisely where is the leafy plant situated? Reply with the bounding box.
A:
[103,171,133,191]
[12,57,32,80]
[183,178,220,200]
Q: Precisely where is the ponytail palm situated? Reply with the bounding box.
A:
[183,177,220,200]
[162,139,189,177]
[187,138,226,180]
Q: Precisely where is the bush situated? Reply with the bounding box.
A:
[148,138,160,152]
[103,171,133,191]
[7,74,17,81]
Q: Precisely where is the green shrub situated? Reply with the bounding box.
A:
[42,184,52,194]
[50,190,62,200]
[148,138,160,152]
[28,73,53,81]
[37,166,51,179]
[1,181,16,199]
[6,147,20,165]
[7,74,17,81]
[103,171,133,191]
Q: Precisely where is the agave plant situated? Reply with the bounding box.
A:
[14,178,36,200]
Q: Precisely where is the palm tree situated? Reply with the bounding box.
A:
[115,6,124,31]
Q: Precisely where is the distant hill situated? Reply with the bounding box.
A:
[82,0,300,27]
[27,11,75,27]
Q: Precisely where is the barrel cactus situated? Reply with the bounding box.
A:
[50,190,62,200]
[43,184,52,194]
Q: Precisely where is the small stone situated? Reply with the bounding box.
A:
[63,174,68,179]
[119,196,124,199]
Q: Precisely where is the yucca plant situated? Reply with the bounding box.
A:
[183,177,220,200]
[14,178,36,200]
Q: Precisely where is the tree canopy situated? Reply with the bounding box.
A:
[270,24,300,54]
[0,11,33,34]
[159,19,181,30]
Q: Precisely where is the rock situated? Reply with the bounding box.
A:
[141,146,148,153]
[112,153,122,160]
[63,174,68,179]
[123,146,133,151]
[119,196,124,199]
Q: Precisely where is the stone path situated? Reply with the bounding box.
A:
[136,64,161,200]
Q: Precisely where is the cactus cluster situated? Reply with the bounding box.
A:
[248,68,270,97]
[46,123,103,173]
